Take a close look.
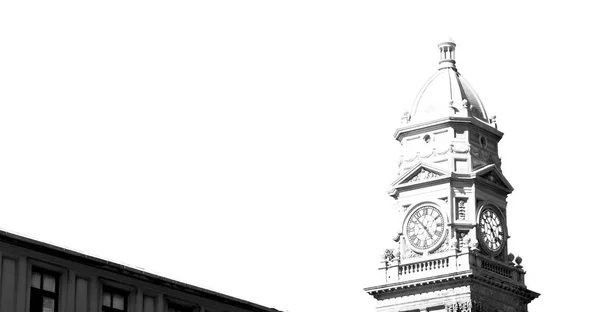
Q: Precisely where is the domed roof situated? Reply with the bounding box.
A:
[408,40,489,124]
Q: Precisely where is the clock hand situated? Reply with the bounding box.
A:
[412,221,425,237]
[416,218,434,240]
[484,219,497,240]
[485,221,503,247]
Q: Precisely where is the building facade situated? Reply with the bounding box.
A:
[0,230,281,312]
[364,39,539,312]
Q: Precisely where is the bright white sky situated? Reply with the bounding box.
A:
[0,2,598,312]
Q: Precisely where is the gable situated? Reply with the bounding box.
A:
[388,163,450,198]
[475,165,513,192]
[406,168,442,183]
[392,162,450,187]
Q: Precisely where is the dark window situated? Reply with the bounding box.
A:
[168,303,193,312]
[102,288,127,312]
[30,269,59,312]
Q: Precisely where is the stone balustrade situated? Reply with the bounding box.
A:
[479,257,512,278]
[399,258,449,276]
[380,250,526,284]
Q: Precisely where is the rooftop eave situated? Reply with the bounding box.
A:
[364,270,474,296]
[394,116,503,142]
[365,270,539,302]
[0,230,282,312]
[388,175,452,198]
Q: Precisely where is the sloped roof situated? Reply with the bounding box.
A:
[0,229,282,312]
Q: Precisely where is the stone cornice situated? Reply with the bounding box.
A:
[470,273,540,302]
[365,270,539,303]
[394,117,504,142]
[365,270,473,295]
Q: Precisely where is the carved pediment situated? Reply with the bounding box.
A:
[474,165,513,192]
[407,168,441,183]
[397,162,448,185]
[480,171,502,185]
[389,162,450,197]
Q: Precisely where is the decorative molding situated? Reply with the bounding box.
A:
[446,302,458,312]
[450,237,458,249]
[480,172,507,189]
[457,199,467,220]
[470,146,501,167]
[367,271,539,302]
[398,143,502,172]
[462,235,472,249]
[473,166,513,193]
[459,301,472,312]
[457,231,469,251]
[390,163,451,196]
[404,248,419,259]
[382,249,395,262]
[408,168,441,183]
[446,300,494,312]
[452,143,470,154]
[372,285,471,306]
[394,248,402,260]
[398,145,453,169]
[434,234,450,254]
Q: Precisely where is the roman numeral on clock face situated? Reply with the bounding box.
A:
[406,205,445,250]
[478,207,505,253]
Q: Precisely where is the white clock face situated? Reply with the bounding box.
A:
[477,207,506,254]
[406,205,445,250]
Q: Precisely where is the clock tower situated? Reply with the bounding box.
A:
[364,39,539,312]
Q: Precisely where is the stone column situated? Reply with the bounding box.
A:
[66,270,76,312]
[155,293,165,312]
[136,288,144,312]
[89,276,99,312]
[15,256,27,312]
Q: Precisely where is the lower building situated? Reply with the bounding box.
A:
[0,230,281,312]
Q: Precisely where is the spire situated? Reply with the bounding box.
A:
[438,37,456,69]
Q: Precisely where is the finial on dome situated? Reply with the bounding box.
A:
[438,37,456,69]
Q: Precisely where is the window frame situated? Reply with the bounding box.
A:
[166,298,196,312]
[167,303,194,312]
[102,286,129,312]
[29,267,60,312]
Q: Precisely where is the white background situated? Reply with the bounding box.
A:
[1,2,598,312]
